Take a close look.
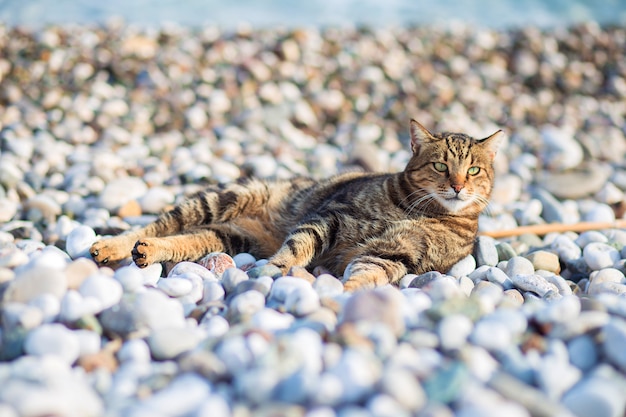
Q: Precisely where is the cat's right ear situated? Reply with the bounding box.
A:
[410,119,434,154]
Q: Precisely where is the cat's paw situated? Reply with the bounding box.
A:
[90,239,131,266]
[131,238,160,268]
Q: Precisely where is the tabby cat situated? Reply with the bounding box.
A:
[90,120,502,291]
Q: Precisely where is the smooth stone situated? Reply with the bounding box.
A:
[589,268,625,287]
[113,265,145,292]
[168,261,217,281]
[602,318,626,371]
[139,373,211,416]
[269,276,313,303]
[505,256,535,277]
[127,262,163,287]
[79,273,123,312]
[229,290,266,319]
[28,293,60,323]
[340,289,404,337]
[530,187,565,223]
[247,264,283,279]
[157,277,194,297]
[2,303,43,329]
[583,203,616,223]
[473,236,499,267]
[201,281,226,303]
[229,279,272,300]
[4,266,67,303]
[501,289,524,307]
[583,242,620,271]
[379,368,426,412]
[587,282,626,296]
[423,361,469,404]
[65,226,97,259]
[24,323,81,364]
[99,177,148,212]
[447,255,476,278]
[64,257,99,290]
[59,290,102,322]
[200,315,230,339]
[495,242,517,261]
[221,267,249,293]
[398,274,418,289]
[485,267,514,289]
[438,314,473,351]
[410,271,444,288]
[313,274,344,298]
[567,335,599,371]
[550,235,582,263]
[285,286,321,316]
[138,186,175,214]
[562,375,626,417]
[537,163,612,200]
[232,252,256,268]
[575,231,609,248]
[524,251,560,274]
[117,338,151,363]
[327,348,382,404]
[251,308,295,332]
[470,319,512,351]
[147,327,202,360]
[510,274,560,298]
[197,252,236,277]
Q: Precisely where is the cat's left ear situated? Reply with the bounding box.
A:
[410,119,435,154]
[479,130,504,161]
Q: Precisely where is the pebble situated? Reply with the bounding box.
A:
[24,323,81,364]
[147,327,202,360]
[524,250,561,274]
[473,236,499,267]
[583,242,621,270]
[78,273,123,311]
[197,252,236,276]
[65,225,97,259]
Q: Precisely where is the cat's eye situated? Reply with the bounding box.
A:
[468,166,480,176]
[433,162,448,172]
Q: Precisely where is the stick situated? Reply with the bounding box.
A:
[480,219,626,239]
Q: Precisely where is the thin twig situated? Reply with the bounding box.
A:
[480,219,626,239]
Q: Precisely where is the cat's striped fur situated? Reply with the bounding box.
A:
[90,120,502,291]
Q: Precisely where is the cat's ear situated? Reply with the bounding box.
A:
[479,130,504,161]
[410,119,435,154]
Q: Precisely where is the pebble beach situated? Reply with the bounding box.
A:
[1,20,626,417]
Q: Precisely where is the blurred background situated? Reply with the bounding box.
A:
[1,0,625,29]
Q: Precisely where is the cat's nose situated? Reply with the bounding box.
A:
[451,184,464,193]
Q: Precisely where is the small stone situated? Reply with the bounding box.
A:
[562,375,626,417]
[233,252,256,269]
[113,265,145,292]
[251,308,295,332]
[501,289,525,307]
[147,327,201,360]
[583,242,620,271]
[485,266,514,289]
[24,323,81,364]
[201,281,226,303]
[524,251,561,274]
[139,186,175,214]
[197,252,236,276]
[510,274,560,297]
[313,274,344,298]
[496,242,517,261]
[470,320,512,351]
[438,314,473,351]
[505,256,535,277]
[4,266,67,303]
[340,289,404,337]
[447,255,477,278]
[99,177,148,212]
[65,225,98,259]
[157,277,194,297]
[79,273,123,311]
[473,236,499,267]
[603,318,626,371]
[221,267,249,293]
[285,286,320,316]
[64,257,99,290]
[229,290,266,320]
[118,338,151,363]
[410,271,443,288]
[116,199,142,218]
[575,231,609,248]
[567,335,598,372]
[550,235,582,263]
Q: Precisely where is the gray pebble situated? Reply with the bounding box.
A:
[313,274,344,298]
[602,318,626,371]
[583,242,620,271]
[473,236,499,267]
[505,256,535,277]
[447,255,476,278]
[221,267,249,294]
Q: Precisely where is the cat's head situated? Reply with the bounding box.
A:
[403,119,503,215]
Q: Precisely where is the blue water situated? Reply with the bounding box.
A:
[0,0,625,29]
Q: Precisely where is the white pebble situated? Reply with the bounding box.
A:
[79,273,123,311]
[438,314,473,350]
[233,253,256,268]
[510,274,559,297]
[157,277,194,297]
[230,290,266,318]
[251,308,295,332]
[114,265,145,292]
[285,286,321,316]
[201,281,225,303]
[65,225,97,259]
[583,242,620,271]
[24,323,81,364]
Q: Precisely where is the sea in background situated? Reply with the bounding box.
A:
[1,0,626,29]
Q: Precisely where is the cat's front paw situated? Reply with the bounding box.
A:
[90,238,131,266]
[131,238,160,268]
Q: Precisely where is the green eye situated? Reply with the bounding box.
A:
[433,162,448,172]
[468,166,480,176]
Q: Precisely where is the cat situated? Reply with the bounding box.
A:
[90,119,502,291]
